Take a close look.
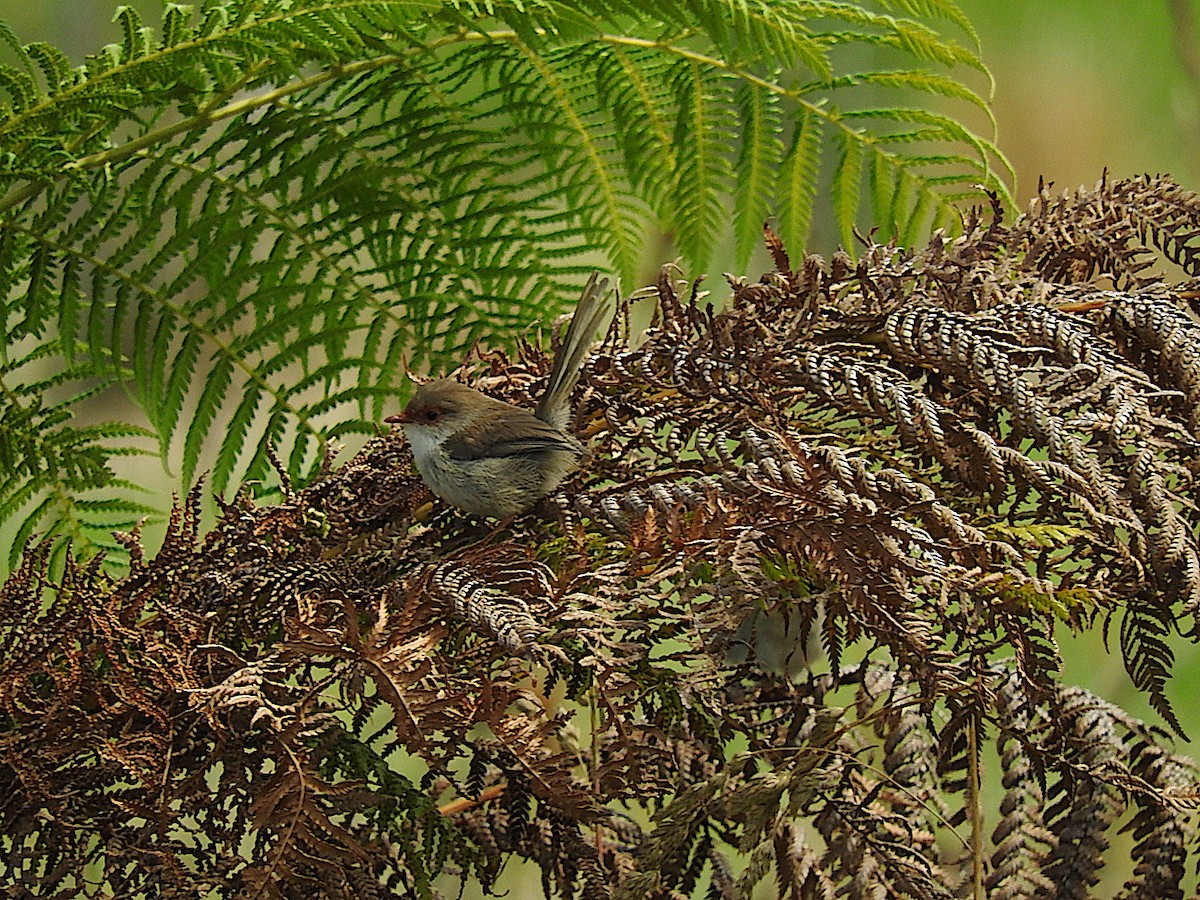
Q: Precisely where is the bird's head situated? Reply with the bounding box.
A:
[386,379,486,440]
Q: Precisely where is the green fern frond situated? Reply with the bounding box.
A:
[0,0,1009,571]
[877,0,982,51]
[777,107,823,256]
[672,58,736,269]
[593,45,678,214]
[986,522,1092,550]
[850,104,1006,241]
[831,128,864,248]
[677,0,834,77]
[733,81,784,266]
[0,340,156,568]
[822,69,993,116]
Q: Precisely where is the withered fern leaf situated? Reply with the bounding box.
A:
[4,173,1200,897]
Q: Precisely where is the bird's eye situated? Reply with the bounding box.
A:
[424,409,441,422]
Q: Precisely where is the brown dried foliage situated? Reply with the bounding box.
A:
[4,173,1200,897]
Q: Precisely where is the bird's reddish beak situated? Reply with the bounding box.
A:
[385,410,411,424]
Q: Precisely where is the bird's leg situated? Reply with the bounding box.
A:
[475,515,517,546]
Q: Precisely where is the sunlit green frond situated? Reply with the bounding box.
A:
[822,69,993,116]
[877,0,981,50]
[593,45,677,214]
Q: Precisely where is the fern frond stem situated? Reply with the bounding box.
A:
[250,736,307,900]
[596,35,824,116]
[438,784,506,816]
[589,685,603,859]
[197,60,273,118]
[967,713,985,899]
[0,54,408,215]
[6,222,328,452]
[0,180,45,215]
[0,369,20,404]
[64,56,407,176]
[49,480,87,552]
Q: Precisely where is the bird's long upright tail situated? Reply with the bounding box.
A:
[535,272,613,429]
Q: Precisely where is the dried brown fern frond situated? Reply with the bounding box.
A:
[5,174,1200,897]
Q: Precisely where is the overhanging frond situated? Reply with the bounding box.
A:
[0,0,1008,567]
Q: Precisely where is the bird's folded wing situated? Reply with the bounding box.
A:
[444,414,580,461]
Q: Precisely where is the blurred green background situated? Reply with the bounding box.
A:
[5,2,1199,893]
[959,1,1200,193]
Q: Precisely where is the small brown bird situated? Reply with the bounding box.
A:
[386,273,613,517]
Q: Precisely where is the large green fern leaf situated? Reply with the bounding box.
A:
[0,0,1009,570]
